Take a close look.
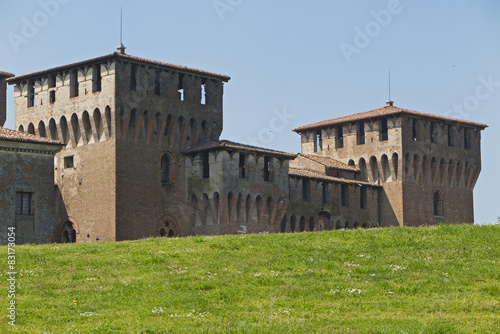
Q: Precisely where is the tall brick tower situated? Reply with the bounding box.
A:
[0,71,14,127]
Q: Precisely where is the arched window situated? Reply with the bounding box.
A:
[159,221,176,238]
[280,215,287,233]
[161,154,170,183]
[61,222,76,243]
[299,216,306,232]
[290,215,296,233]
[433,190,444,217]
[309,217,315,231]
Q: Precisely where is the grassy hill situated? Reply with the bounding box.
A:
[1,224,499,333]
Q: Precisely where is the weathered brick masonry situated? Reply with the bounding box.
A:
[0,49,487,244]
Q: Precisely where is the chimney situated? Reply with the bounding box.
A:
[116,44,126,55]
[0,71,15,127]
[385,100,394,107]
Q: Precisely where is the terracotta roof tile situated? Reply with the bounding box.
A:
[0,127,63,145]
[300,154,359,172]
[289,168,379,187]
[183,140,296,158]
[294,105,488,132]
[7,53,230,83]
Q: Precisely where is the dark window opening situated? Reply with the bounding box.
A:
[239,153,247,178]
[380,119,388,141]
[341,184,349,207]
[70,69,79,97]
[64,156,74,169]
[448,126,455,147]
[154,69,161,96]
[322,182,329,205]
[201,78,206,105]
[357,122,365,145]
[314,130,322,152]
[302,179,311,202]
[360,186,367,209]
[62,222,76,243]
[430,121,437,143]
[412,119,419,141]
[178,73,185,101]
[263,156,271,181]
[15,192,32,216]
[433,191,443,217]
[27,81,35,108]
[130,64,137,91]
[92,65,102,92]
[202,152,210,179]
[161,154,170,183]
[48,75,56,88]
[49,90,56,103]
[464,128,471,149]
[336,126,344,148]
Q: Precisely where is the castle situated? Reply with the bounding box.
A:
[0,48,487,244]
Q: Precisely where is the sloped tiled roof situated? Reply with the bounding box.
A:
[299,154,359,172]
[0,71,14,78]
[294,105,488,132]
[0,127,63,145]
[289,168,379,187]
[183,140,296,158]
[7,52,230,83]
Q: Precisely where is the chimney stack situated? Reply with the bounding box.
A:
[0,71,15,127]
[385,100,394,107]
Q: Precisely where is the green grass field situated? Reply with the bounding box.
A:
[1,224,499,333]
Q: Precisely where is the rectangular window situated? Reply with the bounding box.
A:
[130,64,137,91]
[360,186,367,209]
[64,156,74,169]
[49,90,56,103]
[357,122,365,145]
[263,156,271,181]
[380,119,388,141]
[92,65,102,92]
[314,130,322,152]
[239,153,247,178]
[201,79,206,105]
[15,192,32,216]
[412,119,418,141]
[464,128,471,149]
[341,184,349,207]
[322,182,329,205]
[202,152,209,179]
[302,179,310,202]
[430,121,437,143]
[178,73,185,101]
[154,69,161,96]
[27,81,35,108]
[448,126,455,147]
[336,126,344,148]
[70,70,79,97]
[48,75,56,88]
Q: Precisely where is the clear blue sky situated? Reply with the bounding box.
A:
[1,0,498,224]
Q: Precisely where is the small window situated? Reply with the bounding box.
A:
[154,69,161,96]
[64,156,74,169]
[448,125,455,147]
[27,81,35,108]
[263,156,271,181]
[92,65,102,92]
[433,191,443,217]
[178,73,185,101]
[336,126,343,148]
[430,121,437,143]
[360,186,367,209]
[321,182,329,205]
[412,119,419,141]
[357,122,365,145]
[49,90,56,103]
[202,152,209,179]
[380,119,388,141]
[201,79,206,105]
[302,179,311,202]
[15,192,32,216]
[314,130,322,152]
[341,184,349,207]
[161,154,170,183]
[70,70,79,97]
[464,128,471,149]
[130,64,137,91]
[239,153,247,178]
[48,75,56,88]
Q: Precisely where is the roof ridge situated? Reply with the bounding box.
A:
[0,126,63,145]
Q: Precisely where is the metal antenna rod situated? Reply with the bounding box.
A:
[388,68,391,101]
[120,6,123,46]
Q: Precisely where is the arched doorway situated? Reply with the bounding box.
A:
[59,218,79,243]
